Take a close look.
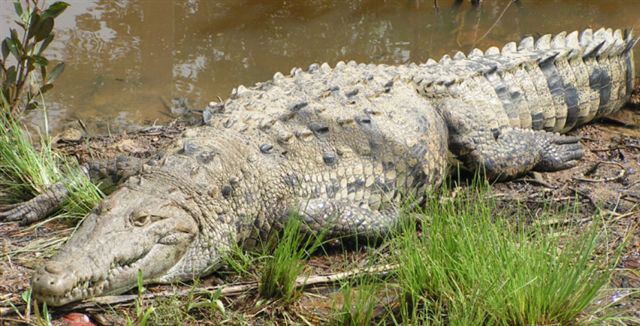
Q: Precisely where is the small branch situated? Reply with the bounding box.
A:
[568,186,597,207]
[520,172,557,189]
[473,0,515,46]
[51,264,398,311]
[573,162,626,183]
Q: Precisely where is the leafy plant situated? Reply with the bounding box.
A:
[6,288,52,325]
[0,0,69,116]
[126,270,155,326]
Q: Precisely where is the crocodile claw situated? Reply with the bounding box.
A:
[535,134,584,172]
[0,182,69,225]
[0,201,45,225]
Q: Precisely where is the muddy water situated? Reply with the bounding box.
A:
[0,0,639,132]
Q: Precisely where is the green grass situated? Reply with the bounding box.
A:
[391,181,624,325]
[332,278,382,326]
[146,283,229,325]
[222,241,263,278]
[258,216,324,302]
[0,112,102,221]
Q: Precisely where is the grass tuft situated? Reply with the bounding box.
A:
[332,278,381,326]
[0,113,102,221]
[258,216,324,302]
[392,181,622,325]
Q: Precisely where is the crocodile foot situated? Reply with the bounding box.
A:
[534,133,584,172]
[0,182,68,225]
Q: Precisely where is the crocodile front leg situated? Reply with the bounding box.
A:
[0,182,68,225]
[0,156,145,225]
[84,155,147,192]
[296,198,400,239]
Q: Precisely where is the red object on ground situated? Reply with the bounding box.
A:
[62,313,96,326]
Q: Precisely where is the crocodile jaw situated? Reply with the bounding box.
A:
[31,183,198,306]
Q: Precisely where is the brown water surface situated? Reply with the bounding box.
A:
[1,0,639,131]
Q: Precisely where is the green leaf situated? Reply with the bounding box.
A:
[26,57,35,71]
[34,17,54,42]
[42,2,70,19]
[40,65,47,82]
[39,83,54,94]
[20,289,31,304]
[9,28,23,52]
[37,33,54,55]
[5,39,20,60]
[27,13,40,40]
[1,39,9,60]
[47,62,64,84]
[26,101,38,110]
[13,1,23,17]
[32,55,48,67]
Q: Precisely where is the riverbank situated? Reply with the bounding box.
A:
[1,82,639,324]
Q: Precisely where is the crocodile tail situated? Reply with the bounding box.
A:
[513,27,637,132]
[418,28,637,134]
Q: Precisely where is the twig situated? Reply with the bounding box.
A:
[573,161,626,183]
[538,215,594,228]
[520,173,557,189]
[52,264,398,311]
[473,0,515,46]
[568,187,597,207]
[470,0,482,50]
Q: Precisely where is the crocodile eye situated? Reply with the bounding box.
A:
[130,211,150,227]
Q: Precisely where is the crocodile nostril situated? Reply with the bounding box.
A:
[44,261,65,274]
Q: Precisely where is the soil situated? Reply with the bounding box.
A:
[1,83,640,324]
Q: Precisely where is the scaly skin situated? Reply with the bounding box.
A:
[27,27,636,306]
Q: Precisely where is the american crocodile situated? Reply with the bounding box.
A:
[14,27,638,306]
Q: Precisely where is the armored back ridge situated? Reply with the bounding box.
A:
[27,27,637,306]
[416,28,636,133]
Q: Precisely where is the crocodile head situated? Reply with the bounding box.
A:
[31,171,232,306]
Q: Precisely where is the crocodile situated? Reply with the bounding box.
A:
[14,27,637,306]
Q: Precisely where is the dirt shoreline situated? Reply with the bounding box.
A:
[1,82,640,323]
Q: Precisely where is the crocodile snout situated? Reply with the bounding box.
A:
[32,261,76,299]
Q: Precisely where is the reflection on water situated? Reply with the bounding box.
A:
[0,0,639,131]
